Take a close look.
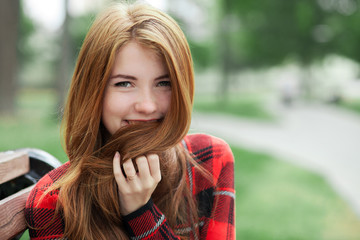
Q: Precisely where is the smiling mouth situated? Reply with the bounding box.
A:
[124,119,162,125]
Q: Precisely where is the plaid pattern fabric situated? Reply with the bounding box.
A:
[25,134,235,239]
[25,162,70,239]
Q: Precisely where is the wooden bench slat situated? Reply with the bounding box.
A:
[0,185,33,240]
[0,152,29,184]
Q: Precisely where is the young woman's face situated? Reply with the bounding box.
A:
[102,41,171,135]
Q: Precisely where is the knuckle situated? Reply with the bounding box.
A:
[142,182,149,189]
[123,160,134,171]
[147,154,159,163]
[132,185,143,194]
[123,166,131,173]
[143,184,154,192]
[140,178,154,188]
[136,156,147,164]
[123,159,132,166]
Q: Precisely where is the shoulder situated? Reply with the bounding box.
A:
[184,133,234,164]
[183,134,234,183]
[25,162,70,220]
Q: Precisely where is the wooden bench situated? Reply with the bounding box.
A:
[0,149,61,240]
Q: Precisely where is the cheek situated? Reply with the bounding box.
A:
[102,94,115,117]
[161,91,172,112]
[102,93,128,119]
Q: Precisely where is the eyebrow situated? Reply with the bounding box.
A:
[110,73,170,80]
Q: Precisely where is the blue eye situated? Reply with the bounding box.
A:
[157,81,171,87]
[114,81,131,87]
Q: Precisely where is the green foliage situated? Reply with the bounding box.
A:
[331,7,360,63]
[339,98,360,114]
[189,40,216,70]
[187,0,360,71]
[228,0,331,68]
[233,146,360,239]
[69,13,96,61]
[193,93,274,120]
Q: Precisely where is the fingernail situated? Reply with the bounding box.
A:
[115,151,120,158]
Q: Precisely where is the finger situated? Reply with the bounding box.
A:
[113,152,126,183]
[122,158,137,179]
[147,154,161,182]
[136,156,150,178]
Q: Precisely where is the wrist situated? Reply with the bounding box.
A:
[122,198,153,218]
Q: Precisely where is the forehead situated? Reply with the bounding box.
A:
[111,41,167,74]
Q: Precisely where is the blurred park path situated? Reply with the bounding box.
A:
[190,103,360,218]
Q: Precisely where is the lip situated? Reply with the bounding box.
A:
[124,119,162,125]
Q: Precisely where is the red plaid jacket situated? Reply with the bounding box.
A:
[25,134,235,239]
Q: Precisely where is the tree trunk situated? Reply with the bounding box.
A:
[55,0,71,117]
[0,0,20,115]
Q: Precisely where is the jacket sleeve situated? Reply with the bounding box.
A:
[25,174,65,240]
[122,198,181,239]
[184,134,235,240]
[202,138,235,240]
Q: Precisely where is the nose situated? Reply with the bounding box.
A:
[134,89,157,114]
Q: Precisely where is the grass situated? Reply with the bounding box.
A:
[234,146,360,239]
[0,89,67,162]
[339,99,360,115]
[2,89,360,239]
[193,93,274,120]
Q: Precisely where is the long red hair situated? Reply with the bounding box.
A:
[50,3,201,239]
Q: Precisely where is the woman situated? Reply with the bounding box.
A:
[25,2,235,240]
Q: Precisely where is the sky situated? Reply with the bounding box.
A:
[23,0,167,32]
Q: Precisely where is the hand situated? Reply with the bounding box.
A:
[113,152,162,215]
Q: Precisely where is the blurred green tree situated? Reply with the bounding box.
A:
[190,0,359,100]
[326,1,360,65]
[220,0,335,99]
[230,1,328,66]
[55,3,96,115]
